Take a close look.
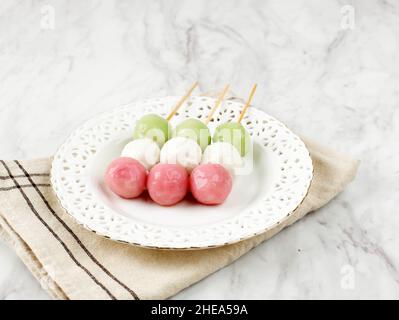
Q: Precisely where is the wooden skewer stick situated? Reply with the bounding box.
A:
[204,84,230,125]
[238,84,257,123]
[166,82,198,121]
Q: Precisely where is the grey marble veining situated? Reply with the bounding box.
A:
[0,0,398,299]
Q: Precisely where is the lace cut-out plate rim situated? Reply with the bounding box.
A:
[50,96,313,250]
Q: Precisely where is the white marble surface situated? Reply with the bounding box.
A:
[0,0,398,300]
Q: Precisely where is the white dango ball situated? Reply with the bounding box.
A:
[121,138,160,170]
[201,142,243,176]
[160,137,202,173]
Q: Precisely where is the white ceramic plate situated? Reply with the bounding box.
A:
[51,96,313,249]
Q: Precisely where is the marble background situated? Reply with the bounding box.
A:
[0,0,398,299]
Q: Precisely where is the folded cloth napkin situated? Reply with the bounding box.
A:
[0,93,359,299]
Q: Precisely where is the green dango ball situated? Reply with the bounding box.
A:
[175,118,211,151]
[213,122,251,156]
[133,114,171,147]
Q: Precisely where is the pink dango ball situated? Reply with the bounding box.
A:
[190,163,233,205]
[147,163,189,206]
[105,157,147,199]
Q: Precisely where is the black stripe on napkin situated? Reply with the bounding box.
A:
[0,173,49,180]
[0,184,50,191]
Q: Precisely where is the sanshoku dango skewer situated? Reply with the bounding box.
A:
[189,85,239,205]
[143,83,198,206]
[147,84,201,206]
[201,84,257,177]
[160,85,230,173]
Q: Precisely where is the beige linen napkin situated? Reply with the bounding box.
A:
[0,138,359,300]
